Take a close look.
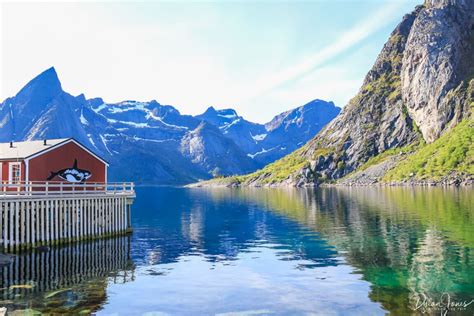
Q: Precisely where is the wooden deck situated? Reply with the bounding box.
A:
[0,182,135,253]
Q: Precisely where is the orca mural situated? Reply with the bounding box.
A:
[47,159,92,183]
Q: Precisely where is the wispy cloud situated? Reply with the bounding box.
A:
[1,1,417,123]
[244,1,406,101]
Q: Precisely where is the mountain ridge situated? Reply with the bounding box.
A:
[0,68,340,184]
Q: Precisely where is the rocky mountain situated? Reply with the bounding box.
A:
[0,68,90,145]
[180,121,258,176]
[196,106,267,155]
[198,0,473,187]
[261,99,341,164]
[196,99,340,165]
[0,68,339,184]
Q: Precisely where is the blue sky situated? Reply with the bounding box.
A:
[1,0,421,123]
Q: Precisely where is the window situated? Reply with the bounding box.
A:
[9,162,21,185]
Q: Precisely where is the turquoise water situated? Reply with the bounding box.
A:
[1,187,473,315]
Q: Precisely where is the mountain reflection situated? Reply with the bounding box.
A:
[130,187,339,267]
[200,187,473,315]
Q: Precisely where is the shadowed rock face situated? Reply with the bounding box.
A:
[402,0,474,142]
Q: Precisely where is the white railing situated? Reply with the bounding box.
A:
[0,181,135,197]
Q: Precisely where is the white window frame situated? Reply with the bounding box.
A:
[8,162,21,185]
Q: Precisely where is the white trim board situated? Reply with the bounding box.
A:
[8,162,21,184]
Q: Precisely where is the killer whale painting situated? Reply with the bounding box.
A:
[47,159,92,183]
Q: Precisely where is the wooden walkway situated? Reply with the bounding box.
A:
[0,182,135,252]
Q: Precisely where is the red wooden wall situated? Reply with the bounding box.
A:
[28,141,106,183]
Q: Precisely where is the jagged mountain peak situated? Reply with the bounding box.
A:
[195,106,241,130]
[0,66,91,143]
[296,99,338,113]
[265,99,340,132]
[14,66,62,102]
[200,106,238,118]
[75,93,87,103]
[203,106,217,114]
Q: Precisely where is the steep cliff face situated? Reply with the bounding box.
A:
[300,7,422,180]
[401,0,474,142]
[202,1,473,187]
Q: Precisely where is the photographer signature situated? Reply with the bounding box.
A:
[412,293,474,315]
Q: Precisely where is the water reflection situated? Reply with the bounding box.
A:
[1,186,473,315]
[199,187,474,315]
[1,236,134,314]
[131,188,339,268]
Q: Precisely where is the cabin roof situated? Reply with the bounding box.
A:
[0,138,69,160]
[0,138,108,165]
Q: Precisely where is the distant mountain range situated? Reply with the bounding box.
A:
[0,67,340,184]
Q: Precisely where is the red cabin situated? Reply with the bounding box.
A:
[0,138,108,190]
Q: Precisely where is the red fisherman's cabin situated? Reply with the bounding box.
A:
[0,138,134,253]
[0,138,108,188]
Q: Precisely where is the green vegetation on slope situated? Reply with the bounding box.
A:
[383,119,474,181]
[203,146,310,186]
[240,147,309,184]
[255,155,307,183]
[347,143,421,177]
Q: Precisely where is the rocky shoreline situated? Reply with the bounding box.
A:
[188,175,474,188]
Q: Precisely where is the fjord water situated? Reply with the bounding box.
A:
[1,187,473,315]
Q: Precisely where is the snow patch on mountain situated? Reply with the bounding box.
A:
[100,134,113,155]
[247,146,279,159]
[220,118,241,130]
[92,103,108,113]
[145,112,188,130]
[250,132,267,142]
[79,110,89,125]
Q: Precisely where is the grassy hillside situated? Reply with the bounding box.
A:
[383,118,473,181]
[215,146,309,186]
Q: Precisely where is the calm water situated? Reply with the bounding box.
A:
[1,187,473,315]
